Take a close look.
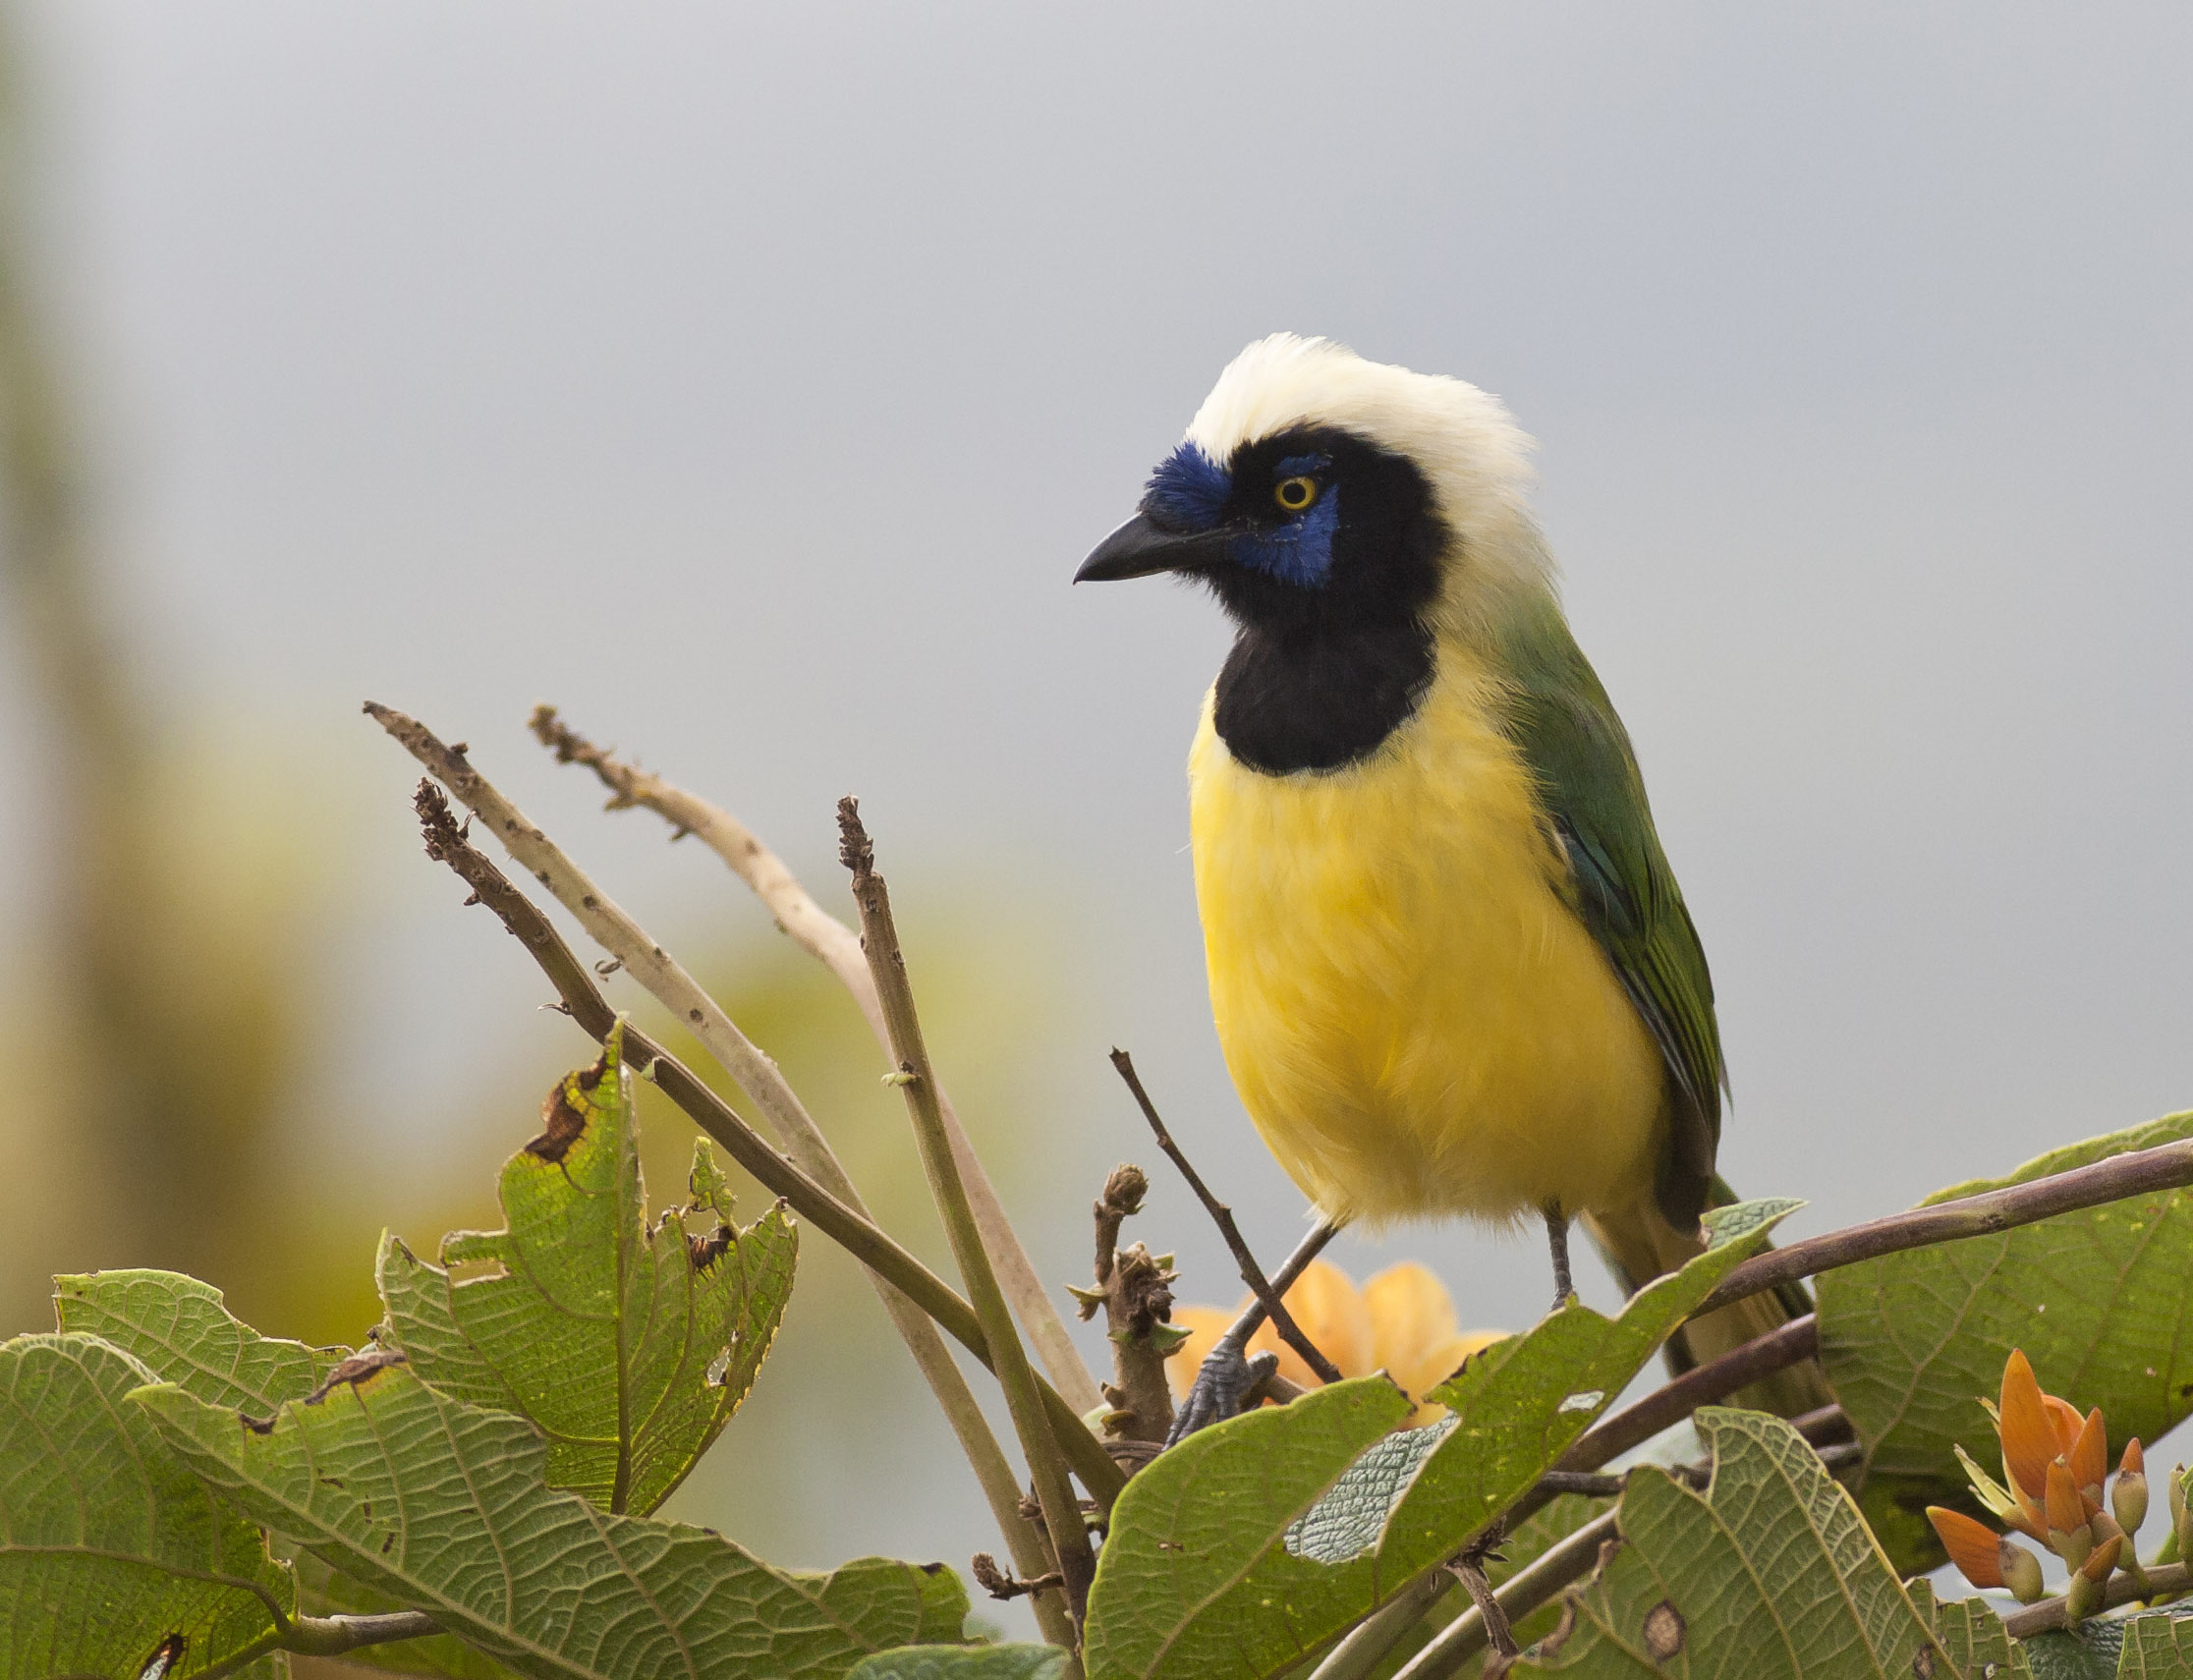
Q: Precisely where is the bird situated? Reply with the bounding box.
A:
[1075,333,1825,1425]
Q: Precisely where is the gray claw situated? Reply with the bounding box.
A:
[1165,1345,1279,1447]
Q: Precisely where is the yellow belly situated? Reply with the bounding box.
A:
[1189,653,1667,1230]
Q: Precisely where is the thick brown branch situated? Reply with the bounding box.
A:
[528,702,1102,1416]
[2000,1561,2193,1638]
[405,777,1124,1535]
[1109,1048,1343,1385]
[838,795,1097,1635]
[1690,1140,2193,1322]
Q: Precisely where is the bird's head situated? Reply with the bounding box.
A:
[1076,335,1548,640]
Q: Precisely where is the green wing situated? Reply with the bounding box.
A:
[1491,594,1725,1229]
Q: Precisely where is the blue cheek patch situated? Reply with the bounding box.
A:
[1143,443,1231,532]
[1233,487,1340,587]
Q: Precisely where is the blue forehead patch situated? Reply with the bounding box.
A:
[1142,443,1231,532]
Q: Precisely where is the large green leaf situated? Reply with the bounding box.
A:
[1514,1409,1954,1677]
[53,1268,516,1679]
[0,1333,295,1680]
[1082,1200,1798,1680]
[1818,1112,2193,1571]
[1905,1581,2032,1677]
[2111,1607,2193,1676]
[376,1027,797,1516]
[53,1269,348,1410]
[845,1648,1069,1679]
[134,1356,963,1680]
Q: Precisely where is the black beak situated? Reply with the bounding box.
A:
[1073,514,1235,583]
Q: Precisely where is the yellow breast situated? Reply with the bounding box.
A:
[1188,645,1667,1229]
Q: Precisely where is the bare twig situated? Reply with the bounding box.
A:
[283,1611,443,1657]
[1083,1163,1177,1446]
[1108,1048,1343,1385]
[1449,1549,1518,1658]
[971,1552,1065,1602]
[1690,1140,2193,1323]
[839,796,1096,1638]
[406,780,1090,1650]
[2000,1561,2193,1637]
[378,711,1122,1504]
[1388,1512,1624,1680]
[529,703,1102,1416]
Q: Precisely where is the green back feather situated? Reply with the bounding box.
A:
[1490,591,1726,1227]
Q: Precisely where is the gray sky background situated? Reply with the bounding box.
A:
[5,0,2189,1586]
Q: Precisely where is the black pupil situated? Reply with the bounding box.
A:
[1280,478,1311,507]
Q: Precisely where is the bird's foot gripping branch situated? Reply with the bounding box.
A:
[5,705,2193,1680]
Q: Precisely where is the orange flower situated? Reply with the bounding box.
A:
[1926,1507,2006,1590]
[1952,1348,2146,1598]
[1166,1259,1503,1428]
[1996,1349,2057,1510]
[2067,1407,2108,1501]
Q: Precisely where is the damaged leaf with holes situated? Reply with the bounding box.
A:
[0,1333,298,1680]
[375,1024,798,1516]
[1511,1409,1955,1677]
[1817,1111,2193,1573]
[133,1355,966,1680]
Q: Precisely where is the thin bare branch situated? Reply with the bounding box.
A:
[1389,1512,1623,1680]
[1108,1048,1343,1384]
[403,779,1095,1647]
[1690,1140,2193,1323]
[839,795,1096,1638]
[528,703,1101,1415]
[379,709,1120,1508]
[284,1610,443,1657]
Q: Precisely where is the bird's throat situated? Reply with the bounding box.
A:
[1211,618,1435,774]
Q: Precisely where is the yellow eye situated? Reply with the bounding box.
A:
[1274,476,1319,513]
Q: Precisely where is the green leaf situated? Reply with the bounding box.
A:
[1817,1111,2193,1572]
[2113,1606,2193,1677]
[1512,1409,1953,1677]
[844,1647,1070,1680]
[1082,1200,1798,1680]
[54,1269,349,1411]
[0,1333,294,1680]
[1905,1581,2032,1677]
[133,1356,964,1680]
[376,1028,798,1516]
[2016,1603,2193,1680]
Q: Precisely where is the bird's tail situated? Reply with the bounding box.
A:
[1581,1183,1831,1420]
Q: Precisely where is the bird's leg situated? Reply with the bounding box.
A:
[1543,1201,1575,1310]
[1164,1218,1343,1447]
[1163,1339,1278,1447]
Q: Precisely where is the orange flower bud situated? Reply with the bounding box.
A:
[2112,1441,2149,1538]
[1926,1507,2005,1590]
[2047,1461,2093,1568]
[2078,1532,2122,1583]
[2068,1406,2108,1500]
[1996,1351,2056,1503]
[1998,1540,2046,1604]
[2063,1567,2104,1627]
